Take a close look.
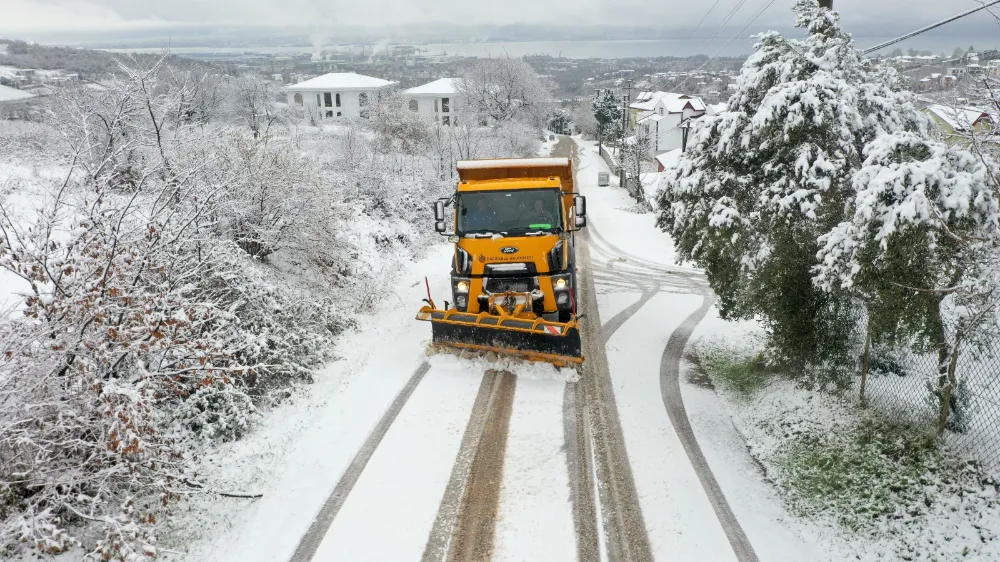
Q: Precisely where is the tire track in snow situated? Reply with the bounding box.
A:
[577,229,655,562]
[567,136,656,562]
[446,370,517,562]
[562,381,600,562]
[557,134,602,562]
[288,361,432,562]
[659,297,760,562]
[571,135,758,560]
[422,369,499,562]
[599,280,660,344]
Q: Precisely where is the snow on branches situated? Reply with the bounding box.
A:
[458,58,554,129]
[0,56,349,560]
[659,0,1000,427]
[657,0,935,383]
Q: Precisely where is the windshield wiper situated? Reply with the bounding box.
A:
[464,230,505,238]
[506,227,556,237]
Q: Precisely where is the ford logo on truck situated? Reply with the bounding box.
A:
[500,246,519,254]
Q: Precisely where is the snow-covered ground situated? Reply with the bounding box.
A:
[574,138,679,267]
[574,135,835,561]
[492,376,577,562]
[164,245,456,561]
[166,239,589,561]
[154,134,916,562]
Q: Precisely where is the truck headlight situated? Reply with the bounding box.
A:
[554,278,567,290]
[456,281,469,293]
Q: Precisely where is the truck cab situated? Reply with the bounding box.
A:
[433,158,587,323]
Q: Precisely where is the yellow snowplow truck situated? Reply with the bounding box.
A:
[416,157,588,367]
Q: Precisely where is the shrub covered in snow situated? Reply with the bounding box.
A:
[694,332,1000,561]
[0,57,350,560]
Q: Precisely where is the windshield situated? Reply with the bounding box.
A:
[457,189,563,236]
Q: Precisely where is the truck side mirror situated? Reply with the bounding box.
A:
[433,199,446,221]
[574,195,586,218]
[575,216,587,229]
[435,220,447,233]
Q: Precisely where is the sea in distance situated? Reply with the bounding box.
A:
[102,35,1000,59]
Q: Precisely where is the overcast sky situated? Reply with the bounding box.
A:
[1,0,997,39]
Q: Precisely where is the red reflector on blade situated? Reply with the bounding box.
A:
[544,325,562,335]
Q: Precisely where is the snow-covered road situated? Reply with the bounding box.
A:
[176,136,822,562]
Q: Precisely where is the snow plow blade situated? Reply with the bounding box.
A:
[416,307,583,368]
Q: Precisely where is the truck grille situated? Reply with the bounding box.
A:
[485,277,534,294]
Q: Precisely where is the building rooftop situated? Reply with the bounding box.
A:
[405,77,459,95]
[925,104,996,131]
[655,148,683,170]
[286,72,395,91]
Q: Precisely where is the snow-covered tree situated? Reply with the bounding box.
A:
[230,73,279,139]
[458,58,553,128]
[593,88,620,154]
[814,132,1000,431]
[368,90,430,154]
[657,0,926,384]
[549,108,571,135]
[620,132,653,206]
[570,99,598,138]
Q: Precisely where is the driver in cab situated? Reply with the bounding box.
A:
[521,198,555,227]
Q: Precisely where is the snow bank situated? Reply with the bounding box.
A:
[427,352,580,383]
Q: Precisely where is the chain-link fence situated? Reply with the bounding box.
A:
[861,336,1000,476]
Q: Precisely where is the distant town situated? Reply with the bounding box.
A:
[1,38,998,148]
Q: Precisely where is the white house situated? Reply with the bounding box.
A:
[285,72,395,120]
[636,93,708,156]
[404,78,460,125]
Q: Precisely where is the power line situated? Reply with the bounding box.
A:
[697,0,779,72]
[670,0,739,74]
[861,0,1000,55]
[688,0,726,40]
[710,0,780,61]
[702,0,753,48]
[679,0,752,76]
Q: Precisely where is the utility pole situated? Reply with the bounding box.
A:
[619,78,633,189]
[621,78,634,132]
[595,88,604,157]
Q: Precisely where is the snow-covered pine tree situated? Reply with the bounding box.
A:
[593,88,620,155]
[657,0,926,385]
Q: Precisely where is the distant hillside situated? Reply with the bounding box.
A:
[0,39,211,79]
